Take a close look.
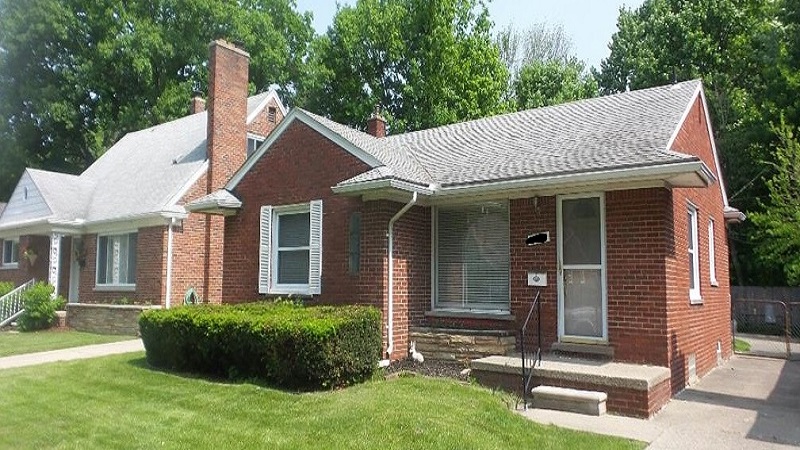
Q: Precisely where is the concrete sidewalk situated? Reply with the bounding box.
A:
[0,339,144,370]
[519,355,800,449]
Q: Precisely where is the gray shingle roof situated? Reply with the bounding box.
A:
[332,80,704,189]
[1,92,274,227]
[299,110,434,186]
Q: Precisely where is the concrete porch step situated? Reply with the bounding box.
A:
[531,385,607,416]
[470,354,672,417]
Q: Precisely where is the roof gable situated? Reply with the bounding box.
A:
[0,170,53,226]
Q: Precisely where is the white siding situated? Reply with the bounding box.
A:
[0,171,52,225]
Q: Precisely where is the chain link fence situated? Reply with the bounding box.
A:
[732,299,800,360]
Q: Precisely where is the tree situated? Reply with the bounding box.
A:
[750,121,800,285]
[0,0,314,200]
[299,0,508,133]
[496,22,575,79]
[514,59,597,110]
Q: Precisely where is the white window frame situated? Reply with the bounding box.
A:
[246,133,265,158]
[688,205,702,303]
[708,219,718,287]
[2,238,19,268]
[259,200,322,296]
[95,231,137,290]
[271,204,312,294]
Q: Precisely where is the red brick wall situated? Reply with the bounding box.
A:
[510,196,559,349]
[665,97,732,392]
[77,227,165,304]
[0,235,48,286]
[170,172,215,305]
[606,188,671,366]
[223,120,370,302]
[376,203,431,360]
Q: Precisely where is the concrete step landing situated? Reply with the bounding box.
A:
[531,385,607,416]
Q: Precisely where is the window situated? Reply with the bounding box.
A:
[708,219,718,286]
[96,233,137,286]
[2,238,19,267]
[268,106,277,123]
[435,202,510,312]
[688,206,701,303]
[349,212,361,274]
[247,135,265,158]
[259,200,323,295]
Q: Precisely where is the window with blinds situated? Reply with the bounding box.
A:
[435,202,510,311]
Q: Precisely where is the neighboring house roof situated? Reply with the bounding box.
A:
[0,203,5,217]
[229,80,717,200]
[0,90,281,234]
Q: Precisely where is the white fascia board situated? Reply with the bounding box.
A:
[83,212,179,234]
[332,179,434,196]
[227,109,382,190]
[432,161,713,199]
[247,90,287,123]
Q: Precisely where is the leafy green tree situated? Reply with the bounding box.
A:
[300,0,508,133]
[750,121,800,285]
[514,59,597,110]
[0,0,314,200]
[495,22,595,107]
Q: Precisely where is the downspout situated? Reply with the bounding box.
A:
[384,191,418,363]
[165,218,176,309]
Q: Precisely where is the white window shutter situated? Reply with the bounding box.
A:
[309,199,323,295]
[259,205,273,294]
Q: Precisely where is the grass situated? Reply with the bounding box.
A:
[0,330,131,357]
[734,338,752,353]
[0,353,645,450]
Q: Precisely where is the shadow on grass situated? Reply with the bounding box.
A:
[124,356,377,394]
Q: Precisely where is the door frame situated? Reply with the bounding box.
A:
[556,192,608,343]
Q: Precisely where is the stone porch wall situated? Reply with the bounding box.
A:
[66,303,160,336]
[411,327,516,361]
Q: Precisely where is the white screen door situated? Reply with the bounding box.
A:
[558,194,607,341]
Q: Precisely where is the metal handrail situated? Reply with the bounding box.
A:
[520,290,542,410]
[0,279,35,327]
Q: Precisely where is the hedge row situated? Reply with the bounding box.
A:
[138,302,382,389]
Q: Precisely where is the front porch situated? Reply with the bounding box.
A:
[471,354,672,418]
[0,233,79,301]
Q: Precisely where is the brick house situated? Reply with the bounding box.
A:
[1,39,743,415]
[0,40,286,307]
[187,49,743,411]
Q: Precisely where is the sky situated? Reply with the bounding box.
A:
[294,0,646,69]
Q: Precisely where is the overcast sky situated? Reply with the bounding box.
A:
[295,0,645,69]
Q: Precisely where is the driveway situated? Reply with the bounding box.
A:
[520,355,800,449]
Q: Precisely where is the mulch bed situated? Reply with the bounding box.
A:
[383,358,472,382]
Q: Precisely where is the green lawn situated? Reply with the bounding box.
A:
[0,353,644,450]
[0,330,131,357]
[734,337,752,353]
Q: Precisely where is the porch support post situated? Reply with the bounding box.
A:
[48,233,62,298]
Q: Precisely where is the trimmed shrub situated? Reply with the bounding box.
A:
[18,282,66,331]
[0,281,13,298]
[139,302,382,389]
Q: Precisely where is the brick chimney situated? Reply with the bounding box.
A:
[206,39,249,192]
[190,93,206,114]
[366,105,386,138]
